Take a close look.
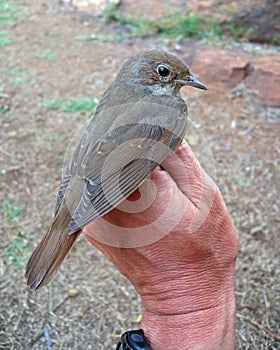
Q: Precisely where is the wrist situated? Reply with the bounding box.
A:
[139,264,236,350]
[141,293,236,350]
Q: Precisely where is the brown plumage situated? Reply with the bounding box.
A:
[25,49,207,291]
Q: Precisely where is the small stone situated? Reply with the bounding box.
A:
[69,288,79,297]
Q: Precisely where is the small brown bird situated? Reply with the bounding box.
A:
[25,49,207,291]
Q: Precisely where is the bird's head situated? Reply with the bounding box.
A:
[118,49,207,96]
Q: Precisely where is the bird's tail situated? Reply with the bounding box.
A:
[25,222,81,291]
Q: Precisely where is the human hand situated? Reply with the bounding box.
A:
[83,140,238,350]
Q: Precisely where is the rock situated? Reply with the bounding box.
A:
[245,55,280,107]
[231,0,280,45]
[181,47,250,86]
[180,46,280,107]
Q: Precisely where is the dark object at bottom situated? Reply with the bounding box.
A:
[116,329,153,350]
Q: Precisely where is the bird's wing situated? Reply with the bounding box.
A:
[66,121,183,233]
[53,166,72,217]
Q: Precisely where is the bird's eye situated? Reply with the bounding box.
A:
[157,65,170,78]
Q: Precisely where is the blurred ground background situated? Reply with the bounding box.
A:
[0,0,279,349]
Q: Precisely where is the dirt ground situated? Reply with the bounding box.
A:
[0,1,279,349]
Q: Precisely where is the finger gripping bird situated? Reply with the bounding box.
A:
[25,49,207,291]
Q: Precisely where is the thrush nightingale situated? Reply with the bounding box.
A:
[25,49,207,291]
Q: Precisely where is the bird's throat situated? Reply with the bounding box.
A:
[150,83,178,97]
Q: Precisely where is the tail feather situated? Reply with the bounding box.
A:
[25,225,81,291]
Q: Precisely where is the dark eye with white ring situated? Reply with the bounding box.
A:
[157,65,170,78]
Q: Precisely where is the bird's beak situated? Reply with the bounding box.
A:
[180,75,207,90]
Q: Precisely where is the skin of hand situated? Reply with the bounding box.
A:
[83,140,238,350]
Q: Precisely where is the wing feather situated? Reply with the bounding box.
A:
[56,103,187,234]
[68,157,156,232]
[53,168,72,217]
[67,123,181,232]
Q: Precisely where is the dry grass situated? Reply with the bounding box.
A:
[0,1,279,349]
